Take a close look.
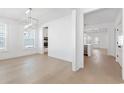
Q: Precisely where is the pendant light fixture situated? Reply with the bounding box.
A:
[24,8,38,30]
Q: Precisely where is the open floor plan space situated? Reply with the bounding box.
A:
[0,49,123,84]
[0,8,123,84]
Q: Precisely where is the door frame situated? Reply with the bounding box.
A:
[122,9,124,80]
[72,8,100,71]
[74,8,124,80]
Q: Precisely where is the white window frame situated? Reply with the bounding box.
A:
[24,30,36,49]
[0,23,7,52]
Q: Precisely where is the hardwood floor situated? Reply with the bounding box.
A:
[84,48,123,83]
[0,49,123,84]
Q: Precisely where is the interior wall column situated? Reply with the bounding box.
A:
[122,8,124,80]
[72,8,84,71]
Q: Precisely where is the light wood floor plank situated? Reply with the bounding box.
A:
[0,49,123,84]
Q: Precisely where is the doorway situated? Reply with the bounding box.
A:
[83,8,123,81]
[43,27,48,55]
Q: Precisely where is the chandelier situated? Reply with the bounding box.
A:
[24,8,38,29]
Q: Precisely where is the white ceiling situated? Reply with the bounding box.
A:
[0,8,72,24]
[84,8,122,25]
[0,8,121,26]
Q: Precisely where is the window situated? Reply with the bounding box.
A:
[0,24,7,50]
[24,30,35,48]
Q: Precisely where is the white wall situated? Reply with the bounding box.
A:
[40,15,74,62]
[0,17,39,60]
[48,15,74,62]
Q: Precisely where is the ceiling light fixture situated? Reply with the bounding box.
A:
[24,8,38,30]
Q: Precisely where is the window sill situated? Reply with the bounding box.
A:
[0,49,8,53]
[23,47,36,50]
